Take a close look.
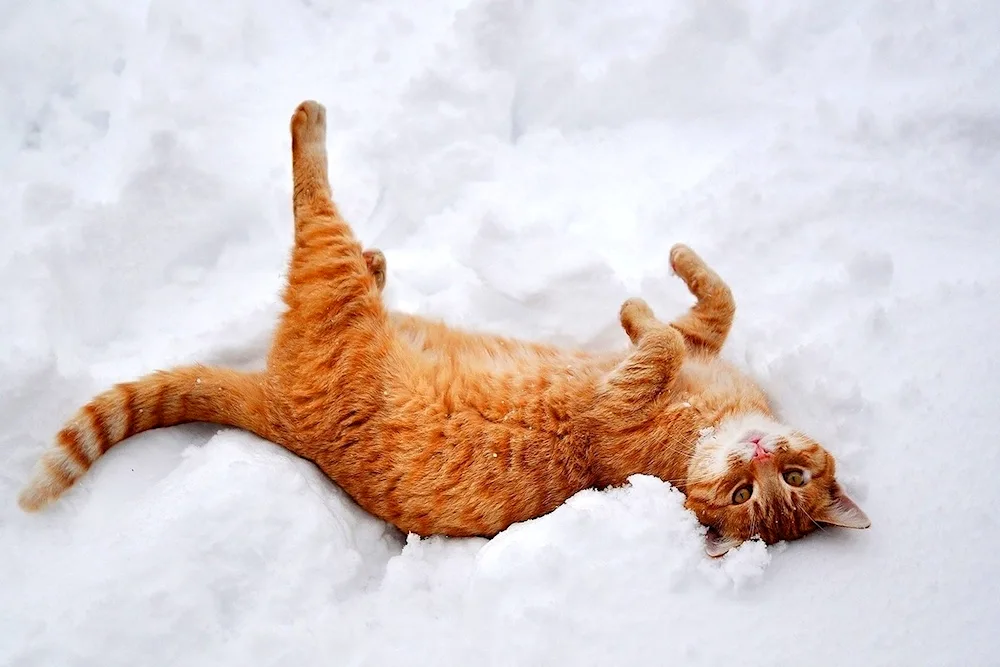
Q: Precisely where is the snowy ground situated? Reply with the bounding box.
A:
[3,1,999,665]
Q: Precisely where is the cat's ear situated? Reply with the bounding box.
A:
[704,527,742,558]
[817,484,871,529]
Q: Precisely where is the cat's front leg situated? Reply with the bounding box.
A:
[668,244,735,355]
[607,298,687,405]
[619,297,661,345]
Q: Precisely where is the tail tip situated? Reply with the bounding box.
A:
[17,485,49,512]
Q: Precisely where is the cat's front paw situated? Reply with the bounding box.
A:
[290,100,326,147]
[619,297,656,344]
[669,243,719,297]
[669,244,704,278]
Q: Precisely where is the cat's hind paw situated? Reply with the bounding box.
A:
[363,248,387,291]
[290,100,327,148]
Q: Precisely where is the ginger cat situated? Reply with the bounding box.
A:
[18,101,870,556]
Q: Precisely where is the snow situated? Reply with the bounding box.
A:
[2,1,999,665]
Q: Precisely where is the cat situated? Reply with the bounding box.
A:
[18,100,870,557]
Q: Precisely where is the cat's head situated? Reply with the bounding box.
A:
[684,413,870,557]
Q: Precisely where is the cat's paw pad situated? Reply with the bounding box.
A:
[290,100,326,146]
[619,297,655,343]
[363,248,387,291]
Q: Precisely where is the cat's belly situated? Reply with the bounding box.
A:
[316,317,614,536]
[321,357,599,537]
[390,312,604,374]
[330,417,592,537]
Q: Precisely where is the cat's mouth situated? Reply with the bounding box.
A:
[740,430,775,461]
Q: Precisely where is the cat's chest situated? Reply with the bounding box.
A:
[675,357,757,409]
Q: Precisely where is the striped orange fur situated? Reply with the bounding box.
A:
[18,101,870,556]
[18,367,273,512]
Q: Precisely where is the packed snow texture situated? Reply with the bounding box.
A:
[2,1,999,665]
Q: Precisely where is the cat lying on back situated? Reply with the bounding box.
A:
[19,100,870,556]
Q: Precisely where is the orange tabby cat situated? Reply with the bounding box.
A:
[18,101,870,556]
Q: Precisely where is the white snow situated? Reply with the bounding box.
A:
[3,1,999,665]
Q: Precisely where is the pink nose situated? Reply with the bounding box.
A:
[752,441,771,460]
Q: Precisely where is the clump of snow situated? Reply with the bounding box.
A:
[3,1,999,665]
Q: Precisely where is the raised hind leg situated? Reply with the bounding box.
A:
[281,100,382,317]
[667,244,735,356]
[269,101,392,437]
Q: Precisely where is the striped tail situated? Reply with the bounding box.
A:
[18,365,276,512]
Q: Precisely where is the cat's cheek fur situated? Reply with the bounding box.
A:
[689,436,732,479]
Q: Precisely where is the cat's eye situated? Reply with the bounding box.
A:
[783,469,806,487]
[732,485,752,504]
